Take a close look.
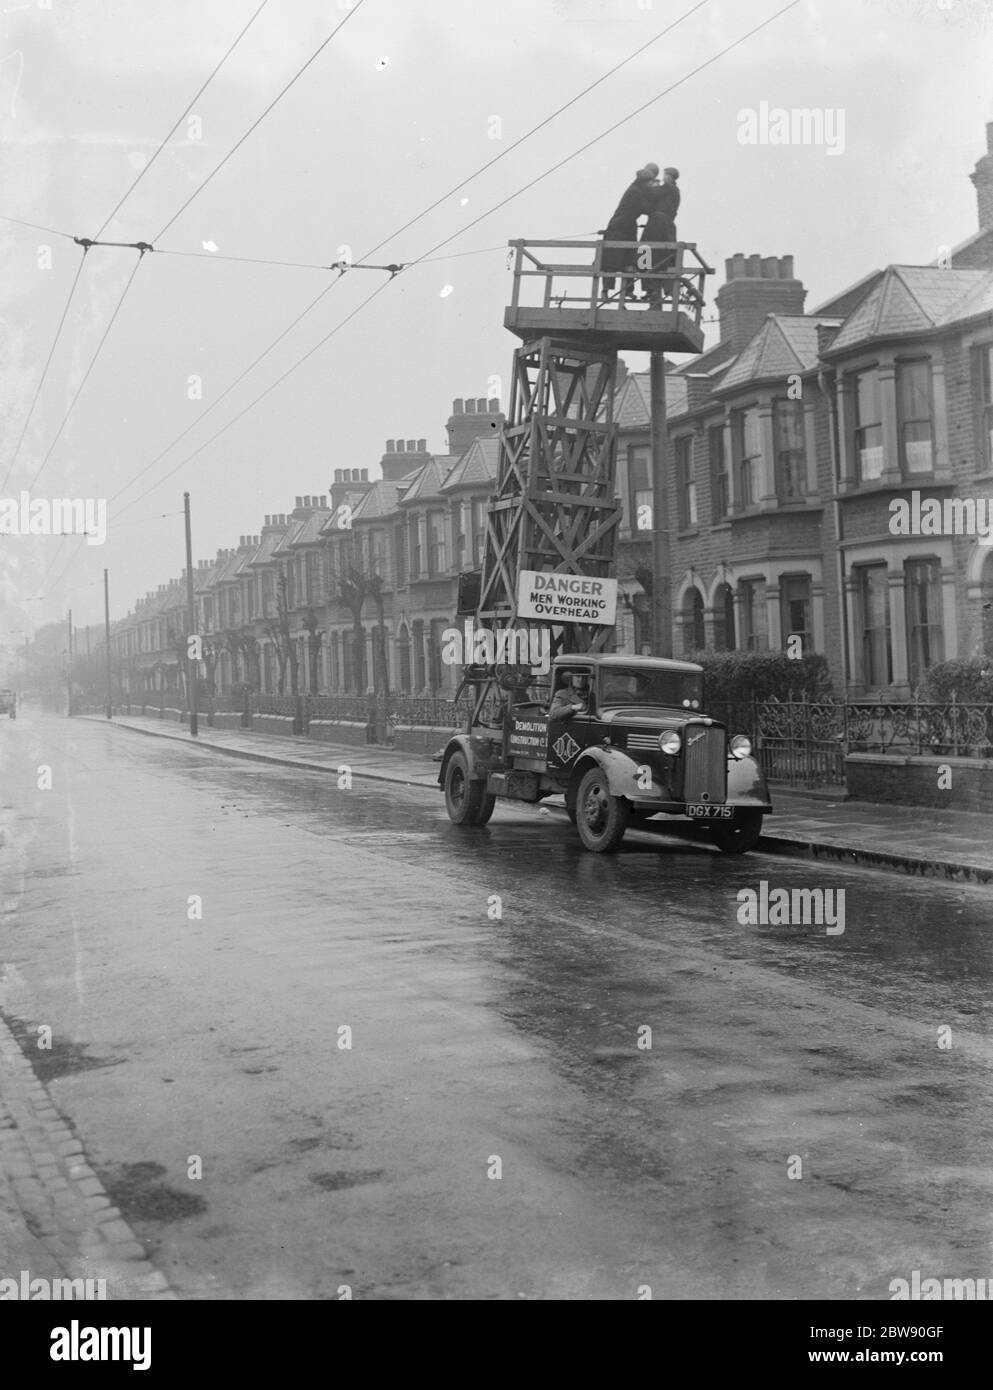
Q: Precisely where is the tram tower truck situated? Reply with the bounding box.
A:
[437,234,772,853]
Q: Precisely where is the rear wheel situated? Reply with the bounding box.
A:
[711,811,763,855]
[574,766,630,853]
[444,751,496,826]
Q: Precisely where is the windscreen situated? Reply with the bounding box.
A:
[598,667,703,711]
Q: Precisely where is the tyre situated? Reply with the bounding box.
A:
[574,766,630,853]
[710,811,763,855]
[444,751,496,827]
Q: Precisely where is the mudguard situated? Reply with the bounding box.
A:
[727,753,772,809]
[437,734,477,789]
[569,746,653,802]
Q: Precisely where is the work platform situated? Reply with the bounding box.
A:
[503,238,711,354]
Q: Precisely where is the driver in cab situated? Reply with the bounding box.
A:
[549,673,590,720]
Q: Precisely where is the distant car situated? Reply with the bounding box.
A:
[0,689,15,719]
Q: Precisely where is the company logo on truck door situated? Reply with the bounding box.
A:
[516,570,618,626]
[552,732,581,763]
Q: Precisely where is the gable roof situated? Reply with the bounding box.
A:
[352,479,403,521]
[614,369,690,428]
[212,549,247,585]
[247,528,288,567]
[717,314,841,394]
[440,436,499,492]
[824,265,989,355]
[669,337,737,379]
[615,371,651,428]
[287,509,331,547]
[397,456,448,504]
[811,268,883,318]
[193,561,218,593]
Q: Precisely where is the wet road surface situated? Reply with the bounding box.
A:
[1,711,992,1299]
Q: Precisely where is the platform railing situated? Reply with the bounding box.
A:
[507,238,710,326]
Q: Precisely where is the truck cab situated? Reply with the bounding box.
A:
[440,654,771,853]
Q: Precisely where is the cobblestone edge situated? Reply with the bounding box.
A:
[0,1013,175,1300]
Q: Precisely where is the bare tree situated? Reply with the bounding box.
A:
[263,566,299,695]
[337,567,370,694]
[301,608,323,695]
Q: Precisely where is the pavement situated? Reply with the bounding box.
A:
[89,712,993,884]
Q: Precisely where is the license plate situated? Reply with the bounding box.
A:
[686,804,733,819]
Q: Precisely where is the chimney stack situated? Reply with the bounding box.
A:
[970,122,993,232]
[446,392,506,456]
[716,253,806,353]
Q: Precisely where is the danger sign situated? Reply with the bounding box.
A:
[516,569,618,626]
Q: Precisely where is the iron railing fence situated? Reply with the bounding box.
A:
[709,696,993,788]
[86,689,993,786]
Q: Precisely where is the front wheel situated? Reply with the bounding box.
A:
[710,811,763,855]
[574,766,630,853]
[444,751,496,826]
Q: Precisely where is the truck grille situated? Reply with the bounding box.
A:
[682,725,727,804]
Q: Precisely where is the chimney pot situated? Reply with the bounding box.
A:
[320,495,327,508]
[397,440,405,452]
[465,399,476,413]
[731,253,747,279]
[476,397,487,412]
[746,254,762,277]
[295,496,302,509]
[486,399,499,414]
[761,256,779,279]
[418,437,426,452]
[453,398,464,414]
[781,254,795,279]
[361,469,368,481]
[406,438,416,450]
[386,439,395,452]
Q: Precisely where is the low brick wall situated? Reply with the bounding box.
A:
[846,753,993,813]
[209,711,245,730]
[391,725,459,754]
[253,712,298,737]
[306,718,370,746]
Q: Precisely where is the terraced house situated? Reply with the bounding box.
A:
[111,126,993,704]
[614,123,993,697]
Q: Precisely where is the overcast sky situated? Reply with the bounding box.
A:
[1,0,992,634]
